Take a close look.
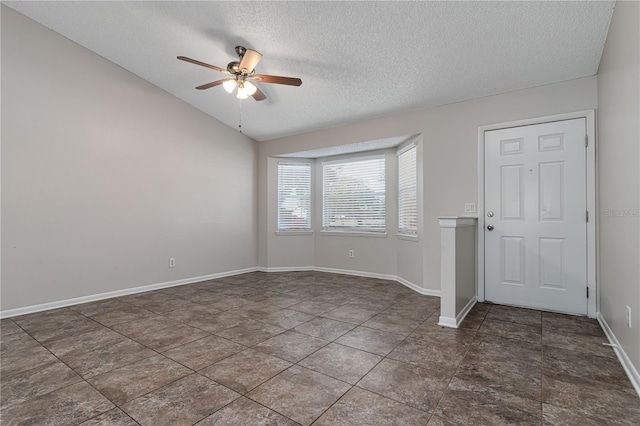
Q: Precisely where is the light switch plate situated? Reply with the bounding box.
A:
[464,203,476,213]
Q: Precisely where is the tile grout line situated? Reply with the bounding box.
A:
[288,304,439,423]
[180,280,424,423]
[4,282,428,423]
[31,307,232,419]
[427,304,545,423]
[14,273,613,425]
[3,318,143,421]
[540,314,545,424]
[237,294,438,424]
[418,310,485,424]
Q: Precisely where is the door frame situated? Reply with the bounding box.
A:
[477,110,597,318]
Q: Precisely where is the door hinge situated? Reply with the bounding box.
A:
[586,211,589,222]
[585,135,588,147]
[587,287,590,299]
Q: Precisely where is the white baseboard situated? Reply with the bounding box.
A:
[439,296,477,329]
[395,276,441,297]
[256,266,315,273]
[1,266,440,319]
[457,296,477,325]
[313,266,396,281]
[0,267,258,319]
[262,266,441,297]
[314,267,441,297]
[597,312,640,397]
[438,316,457,328]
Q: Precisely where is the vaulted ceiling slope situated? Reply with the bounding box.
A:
[4,1,614,141]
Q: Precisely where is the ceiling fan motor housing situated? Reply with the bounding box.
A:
[228,46,255,75]
[227,61,240,74]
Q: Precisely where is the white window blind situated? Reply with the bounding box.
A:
[322,156,386,232]
[398,145,418,235]
[277,162,311,231]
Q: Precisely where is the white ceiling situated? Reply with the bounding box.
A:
[4,1,614,142]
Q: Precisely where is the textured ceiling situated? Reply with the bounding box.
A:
[4,1,614,141]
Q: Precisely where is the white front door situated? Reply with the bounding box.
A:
[484,118,587,315]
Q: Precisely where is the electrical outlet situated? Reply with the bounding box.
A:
[626,306,632,328]
[349,250,355,258]
[169,258,176,268]
[464,203,476,213]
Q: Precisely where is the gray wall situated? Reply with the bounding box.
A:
[313,150,400,277]
[258,77,598,292]
[263,141,425,290]
[597,1,640,373]
[1,6,258,311]
[455,226,476,314]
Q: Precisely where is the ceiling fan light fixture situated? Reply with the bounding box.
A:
[222,79,237,93]
[243,81,257,96]
[236,82,249,99]
[236,81,256,99]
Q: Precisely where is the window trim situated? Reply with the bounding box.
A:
[321,231,388,238]
[397,233,418,241]
[275,230,314,236]
[397,141,416,156]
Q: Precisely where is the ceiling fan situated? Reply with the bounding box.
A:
[177,46,302,101]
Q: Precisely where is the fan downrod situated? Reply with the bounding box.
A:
[227,46,253,74]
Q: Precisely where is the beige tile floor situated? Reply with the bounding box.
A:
[1,271,639,425]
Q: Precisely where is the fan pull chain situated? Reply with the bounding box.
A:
[238,99,243,133]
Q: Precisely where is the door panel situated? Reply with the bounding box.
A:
[501,165,524,220]
[501,236,524,284]
[539,237,565,288]
[539,162,564,221]
[484,118,587,315]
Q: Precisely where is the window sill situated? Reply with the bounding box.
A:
[397,234,419,242]
[275,230,314,236]
[321,231,388,238]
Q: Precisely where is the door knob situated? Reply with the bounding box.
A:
[487,225,494,231]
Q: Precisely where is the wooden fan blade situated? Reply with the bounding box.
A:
[239,49,262,73]
[251,86,267,101]
[177,56,229,74]
[195,79,229,90]
[253,74,302,86]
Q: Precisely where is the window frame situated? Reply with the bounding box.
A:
[397,143,418,239]
[321,154,387,235]
[276,161,312,234]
